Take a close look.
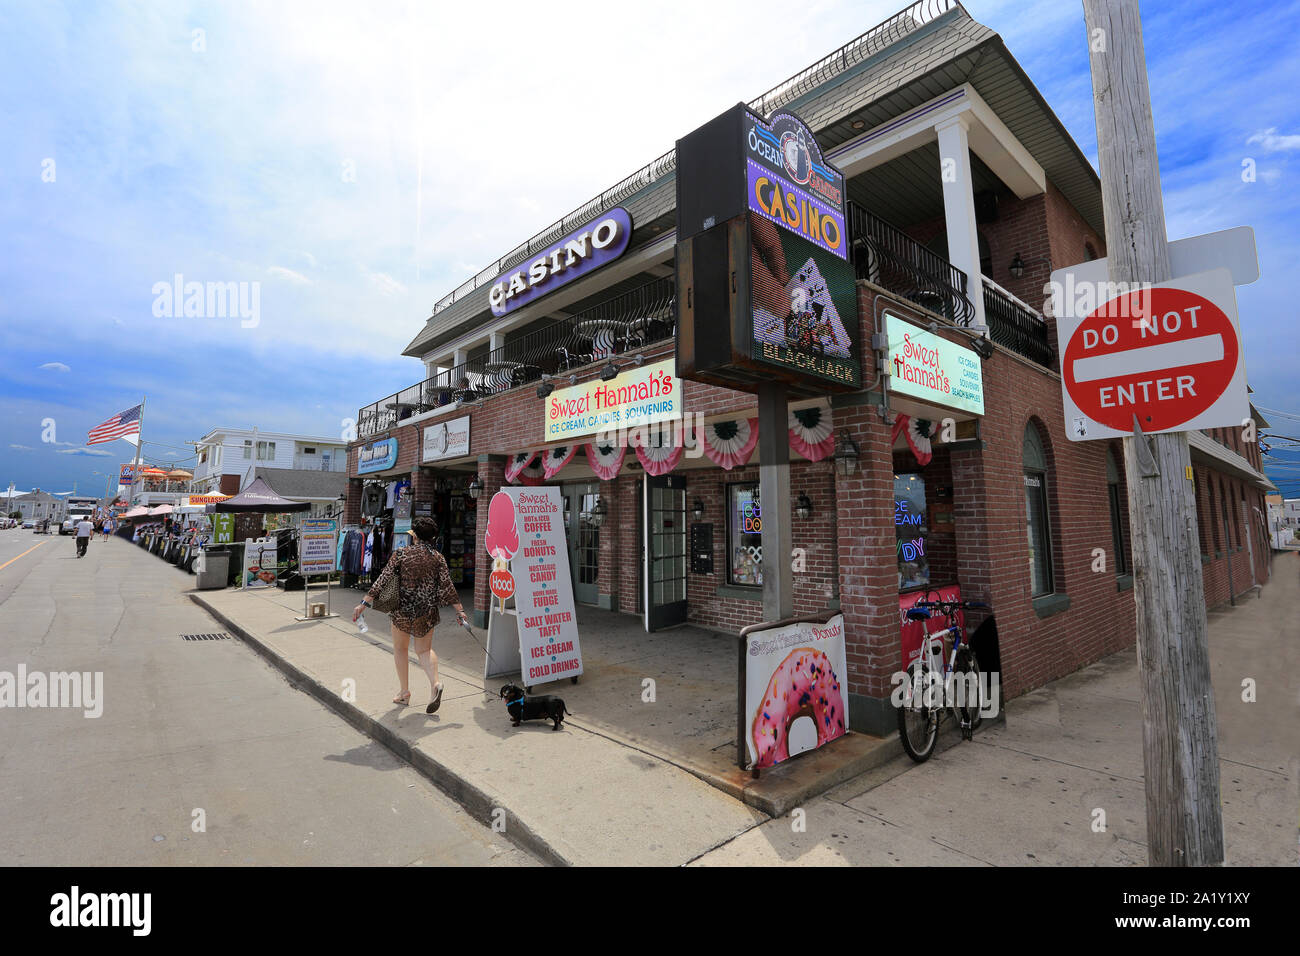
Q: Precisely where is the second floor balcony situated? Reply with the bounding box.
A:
[357,276,676,440]
[358,211,1056,442]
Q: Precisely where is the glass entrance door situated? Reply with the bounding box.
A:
[561,483,600,606]
[643,475,687,630]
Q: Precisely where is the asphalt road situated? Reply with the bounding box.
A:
[0,528,535,866]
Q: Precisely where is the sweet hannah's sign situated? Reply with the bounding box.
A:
[489,208,632,317]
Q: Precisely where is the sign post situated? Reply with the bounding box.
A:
[1082,0,1224,865]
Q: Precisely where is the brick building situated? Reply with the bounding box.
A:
[345,1,1273,736]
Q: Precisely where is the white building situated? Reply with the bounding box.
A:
[190,427,348,497]
[11,490,66,523]
[1284,499,1300,530]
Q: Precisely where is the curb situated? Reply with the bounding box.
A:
[190,592,569,867]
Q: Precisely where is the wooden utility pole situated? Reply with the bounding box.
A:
[1082,0,1224,865]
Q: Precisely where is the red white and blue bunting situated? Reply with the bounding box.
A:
[788,403,835,461]
[697,417,759,471]
[504,450,540,484]
[891,413,934,466]
[585,441,625,481]
[540,445,578,479]
[632,425,683,476]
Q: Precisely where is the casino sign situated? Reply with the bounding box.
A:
[489,208,632,317]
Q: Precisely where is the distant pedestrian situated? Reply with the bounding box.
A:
[75,517,93,558]
[352,516,466,713]
[101,518,112,540]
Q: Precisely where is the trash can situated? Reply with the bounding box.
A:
[196,547,230,590]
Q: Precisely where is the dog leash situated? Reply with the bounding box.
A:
[457,617,507,689]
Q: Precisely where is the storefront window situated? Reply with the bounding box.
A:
[1024,424,1054,596]
[727,484,763,586]
[895,473,930,590]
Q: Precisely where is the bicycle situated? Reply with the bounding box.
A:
[896,596,990,763]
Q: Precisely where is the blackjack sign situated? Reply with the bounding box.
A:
[1051,267,1248,441]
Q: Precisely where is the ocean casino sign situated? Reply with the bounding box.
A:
[489,208,632,317]
[745,111,847,260]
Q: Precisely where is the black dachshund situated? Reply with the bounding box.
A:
[498,683,570,731]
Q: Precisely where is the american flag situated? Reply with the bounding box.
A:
[87,404,142,445]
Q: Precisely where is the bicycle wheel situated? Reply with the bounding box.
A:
[953,647,983,738]
[897,661,939,762]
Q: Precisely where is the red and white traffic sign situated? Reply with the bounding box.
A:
[1054,268,1248,440]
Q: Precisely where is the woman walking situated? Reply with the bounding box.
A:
[352,516,466,713]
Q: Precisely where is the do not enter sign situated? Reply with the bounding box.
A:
[1056,268,1248,440]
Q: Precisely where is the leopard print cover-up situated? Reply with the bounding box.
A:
[366,541,459,635]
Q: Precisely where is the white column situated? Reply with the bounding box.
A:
[935,116,987,331]
[452,348,468,368]
[488,332,504,355]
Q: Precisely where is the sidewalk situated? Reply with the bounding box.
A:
[191,580,891,864]
[692,551,1300,866]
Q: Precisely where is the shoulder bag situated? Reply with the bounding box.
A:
[370,549,402,613]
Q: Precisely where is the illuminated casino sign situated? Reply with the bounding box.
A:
[675,104,860,397]
[489,208,632,317]
[744,111,846,260]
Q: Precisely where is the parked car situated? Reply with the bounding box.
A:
[23,519,35,529]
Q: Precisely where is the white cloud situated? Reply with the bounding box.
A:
[363,267,407,298]
[267,266,311,284]
[56,447,112,457]
[1246,127,1300,151]
[39,362,70,372]
[9,444,34,451]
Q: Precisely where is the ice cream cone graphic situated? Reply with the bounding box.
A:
[484,491,519,613]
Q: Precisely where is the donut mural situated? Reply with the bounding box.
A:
[751,647,846,768]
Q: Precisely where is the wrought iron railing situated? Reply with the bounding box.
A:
[429,0,961,318]
[849,203,974,325]
[357,277,676,440]
[982,278,1054,368]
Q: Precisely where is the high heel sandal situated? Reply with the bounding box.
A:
[393,691,411,705]
[426,683,443,714]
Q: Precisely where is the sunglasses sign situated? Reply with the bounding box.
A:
[489,208,633,317]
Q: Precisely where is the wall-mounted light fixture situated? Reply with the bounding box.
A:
[833,430,860,477]
[467,475,483,500]
[588,496,607,527]
[600,354,646,382]
[692,498,705,521]
[796,493,813,520]
[1008,252,1051,280]
[536,372,577,399]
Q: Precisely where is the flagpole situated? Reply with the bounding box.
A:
[129,396,146,506]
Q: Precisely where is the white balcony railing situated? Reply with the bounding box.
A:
[292,454,346,472]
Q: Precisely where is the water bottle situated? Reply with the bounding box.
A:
[356,613,369,634]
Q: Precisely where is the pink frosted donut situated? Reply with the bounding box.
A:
[752,647,846,768]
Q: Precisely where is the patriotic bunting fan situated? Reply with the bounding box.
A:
[632,425,683,476]
[891,414,934,465]
[541,445,578,479]
[788,403,835,461]
[585,441,625,481]
[504,450,539,484]
[698,418,759,471]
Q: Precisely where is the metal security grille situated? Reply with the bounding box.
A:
[180,632,230,642]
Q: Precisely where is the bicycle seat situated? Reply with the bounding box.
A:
[906,608,932,621]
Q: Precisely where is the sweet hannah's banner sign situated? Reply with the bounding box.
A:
[490,208,632,317]
[886,312,985,416]
[543,359,680,441]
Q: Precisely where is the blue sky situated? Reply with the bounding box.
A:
[1,0,1297,498]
